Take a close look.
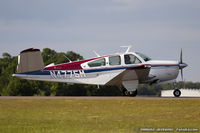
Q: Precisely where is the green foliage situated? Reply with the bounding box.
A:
[42,48,83,66]
[0,48,200,96]
[137,84,162,96]
[42,48,57,65]
[95,85,122,96]
[2,52,11,59]
[3,78,36,96]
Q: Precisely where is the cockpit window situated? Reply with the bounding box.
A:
[124,54,141,64]
[135,52,151,62]
[109,56,121,66]
[88,58,106,67]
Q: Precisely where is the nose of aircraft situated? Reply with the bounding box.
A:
[179,49,188,69]
[179,62,188,69]
[178,49,188,81]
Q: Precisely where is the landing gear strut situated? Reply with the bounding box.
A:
[122,89,137,97]
[173,82,181,97]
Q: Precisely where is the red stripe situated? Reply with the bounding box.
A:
[44,57,104,70]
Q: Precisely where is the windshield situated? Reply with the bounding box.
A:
[135,52,151,62]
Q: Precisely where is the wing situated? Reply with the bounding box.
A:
[106,64,151,86]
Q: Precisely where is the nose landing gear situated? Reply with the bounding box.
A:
[173,89,181,97]
[173,82,181,97]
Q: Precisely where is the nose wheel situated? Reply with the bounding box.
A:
[173,82,181,97]
[173,89,181,97]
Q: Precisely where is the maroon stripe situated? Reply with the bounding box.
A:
[20,48,40,54]
[44,57,105,70]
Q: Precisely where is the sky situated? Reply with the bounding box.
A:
[0,0,200,82]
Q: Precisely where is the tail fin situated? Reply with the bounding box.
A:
[17,48,44,73]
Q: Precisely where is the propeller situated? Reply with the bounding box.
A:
[180,49,182,64]
[179,49,188,81]
[180,49,183,81]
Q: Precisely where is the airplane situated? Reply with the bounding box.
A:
[13,46,188,97]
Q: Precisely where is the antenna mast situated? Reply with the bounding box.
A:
[64,55,72,63]
[93,50,100,57]
[120,45,132,53]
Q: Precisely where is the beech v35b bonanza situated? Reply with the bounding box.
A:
[13,46,188,97]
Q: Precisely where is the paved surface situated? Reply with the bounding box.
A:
[0,96,199,100]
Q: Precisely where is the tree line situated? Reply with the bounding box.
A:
[0,48,199,96]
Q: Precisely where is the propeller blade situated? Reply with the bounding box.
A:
[181,68,183,81]
[180,49,182,64]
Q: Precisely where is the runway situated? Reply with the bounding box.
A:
[0,96,199,100]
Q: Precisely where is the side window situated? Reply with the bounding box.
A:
[109,56,121,66]
[88,58,106,67]
[124,54,141,64]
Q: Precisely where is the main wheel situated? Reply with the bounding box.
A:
[130,90,137,97]
[122,89,137,97]
[173,89,181,97]
[122,88,130,96]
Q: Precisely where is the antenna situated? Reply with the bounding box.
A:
[120,45,132,53]
[93,50,100,57]
[64,55,72,63]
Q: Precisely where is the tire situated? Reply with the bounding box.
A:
[173,89,181,97]
[130,90,137,97]
[122,89,137,97]
[122,88,130,96]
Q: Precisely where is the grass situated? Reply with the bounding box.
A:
[0,97,199,133]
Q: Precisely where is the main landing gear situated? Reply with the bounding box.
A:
[173,82,181,97]
[122,89,137,97]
